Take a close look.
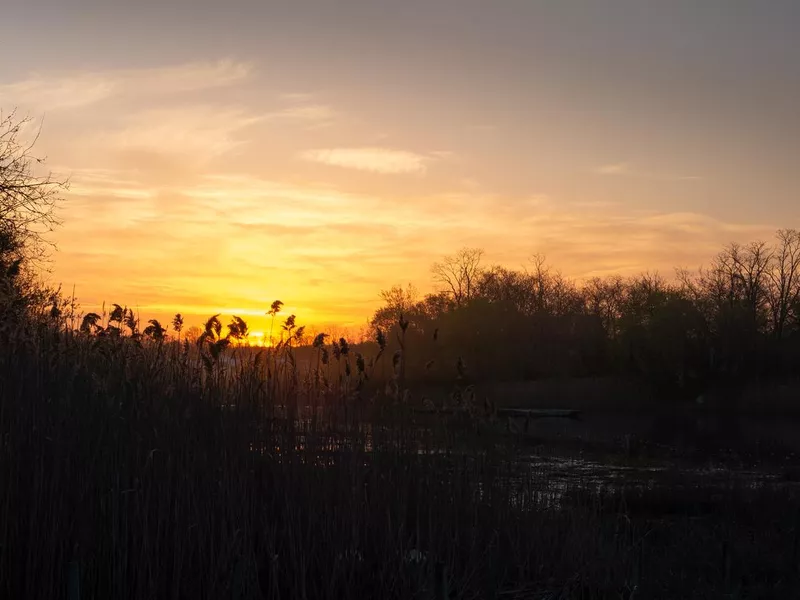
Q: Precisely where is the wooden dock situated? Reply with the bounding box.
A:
[412,407,581,420]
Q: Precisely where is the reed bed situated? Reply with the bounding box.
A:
[1,317,798,599]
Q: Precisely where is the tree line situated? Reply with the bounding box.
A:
[370,239,800,397]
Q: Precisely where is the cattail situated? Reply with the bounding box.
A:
[483,396,496,419]
[80,313,101,334]
[143,319,166,341]
[463,385,476,410]
[227,316,248,340]
[392,350,402,374]
[204,314,222,337]
[124,307,137,333]
[109,303,124,323]
[375,327,386,350]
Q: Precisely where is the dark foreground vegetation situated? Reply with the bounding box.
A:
[3,111,800,598]
[2,318,800,599]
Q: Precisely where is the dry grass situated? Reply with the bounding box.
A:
[1,313,799,599]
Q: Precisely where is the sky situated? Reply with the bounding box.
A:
[2,0,799,334]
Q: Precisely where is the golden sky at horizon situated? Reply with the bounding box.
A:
[2,1,799,334]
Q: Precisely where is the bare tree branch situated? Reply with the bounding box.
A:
[766,229,800,339]
[1,109,68,266]
[431,247,484,307]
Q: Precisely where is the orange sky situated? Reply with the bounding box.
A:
[2,1,798,334]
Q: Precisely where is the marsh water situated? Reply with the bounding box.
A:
[268,407,800,506]
[483,410,800,512]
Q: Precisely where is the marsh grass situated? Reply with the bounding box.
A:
[1,311,799,599]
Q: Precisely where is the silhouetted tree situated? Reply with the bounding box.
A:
[766,229,800,340]
[431,247,484,307]
[185,325,203,344]
[371,283,419,332]
[1,110,67,321]
[373,233,800,392]
[584,275,626,339]
[416,291,453,321]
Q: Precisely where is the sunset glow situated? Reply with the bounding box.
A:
[5,4,800,596]
[2,1,798,331]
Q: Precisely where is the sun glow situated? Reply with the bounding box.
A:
[2,7,791,332]
[248,331,266,347]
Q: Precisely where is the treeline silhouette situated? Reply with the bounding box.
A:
[368,235,800,397]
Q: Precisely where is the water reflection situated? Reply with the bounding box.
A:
[247,410,800,512]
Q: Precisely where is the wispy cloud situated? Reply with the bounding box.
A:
[265,104,337,128]
[0,74,117,111]
[593,162,701,181]
[133,59,251,94]
[51,161,775,331]
[0,59,252,112]
[299,147,435,174]
[594,162,632,175]
[100,105,263,161]
[63,168,157,200]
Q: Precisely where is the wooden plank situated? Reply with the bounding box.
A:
[498,408,581,419]
[412,407,581,419]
